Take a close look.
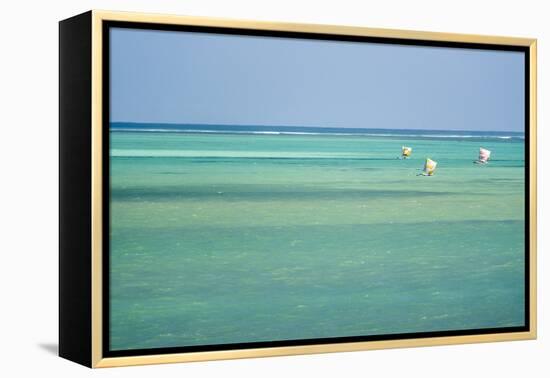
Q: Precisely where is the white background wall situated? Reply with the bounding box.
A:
[0,0,547,376]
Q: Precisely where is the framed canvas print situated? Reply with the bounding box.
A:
[59,10,537,368]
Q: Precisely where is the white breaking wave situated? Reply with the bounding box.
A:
[110,149,375,159]
[111,128,524,139]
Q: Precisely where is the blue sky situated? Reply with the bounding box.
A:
[110,28,525,132]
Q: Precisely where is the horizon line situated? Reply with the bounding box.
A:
[110,121,525,134]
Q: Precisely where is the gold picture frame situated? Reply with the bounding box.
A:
[59,10,537,368]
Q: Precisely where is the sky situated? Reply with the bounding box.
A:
[110,27,525,132]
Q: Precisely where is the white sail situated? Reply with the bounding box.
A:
[423,158,437,176]
[402,146,412,158]
[478,147,491,163]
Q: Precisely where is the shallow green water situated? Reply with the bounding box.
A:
[109,131,525,351]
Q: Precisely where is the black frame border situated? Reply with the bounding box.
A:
[101,20,531,358]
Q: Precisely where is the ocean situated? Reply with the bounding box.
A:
[109,123,526,351]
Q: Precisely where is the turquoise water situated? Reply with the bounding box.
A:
[109,126,525,351]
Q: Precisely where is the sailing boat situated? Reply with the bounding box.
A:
[420,158,437,176]
[401,146,412,159]
[474,147,491,164]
